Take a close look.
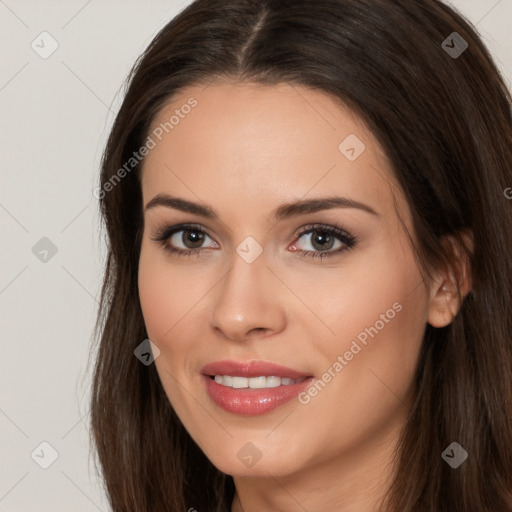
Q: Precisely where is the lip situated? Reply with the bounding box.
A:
[201,360,313,416]
[201,360,310,379]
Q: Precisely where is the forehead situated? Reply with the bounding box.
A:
[140,81,408,225]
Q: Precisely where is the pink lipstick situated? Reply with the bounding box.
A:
[201,360,313,415]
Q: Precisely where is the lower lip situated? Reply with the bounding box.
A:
[203,375,313,415]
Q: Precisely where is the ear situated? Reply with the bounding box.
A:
[427,230,473,328]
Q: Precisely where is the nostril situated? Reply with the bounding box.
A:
[249,327,268,336]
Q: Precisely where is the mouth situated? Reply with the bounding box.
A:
[209,375,307,388]
[201,360,314,415]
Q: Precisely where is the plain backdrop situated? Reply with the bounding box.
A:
[1,1,511,510]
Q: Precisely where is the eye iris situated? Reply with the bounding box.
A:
[183,230,204,249]
[311,230,334,251]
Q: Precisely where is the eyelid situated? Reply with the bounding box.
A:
[151,222,215,242]
[292,223,355,244]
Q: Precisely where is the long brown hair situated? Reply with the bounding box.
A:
[89,1,512,510]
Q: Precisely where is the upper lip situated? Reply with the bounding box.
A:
[201,360,311,379]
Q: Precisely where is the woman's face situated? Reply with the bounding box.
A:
[138,81,433,478]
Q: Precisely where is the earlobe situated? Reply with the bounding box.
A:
[427,272,462,328]
[426,232,473,328]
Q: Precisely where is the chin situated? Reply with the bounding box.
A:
[201,439,308,478]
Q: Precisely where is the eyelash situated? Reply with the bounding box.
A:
[150,222,357,261]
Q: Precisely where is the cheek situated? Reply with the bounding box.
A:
[296,245,426,352]
[291,258,428,457]
[138,258,172,342]
[138,243,194,350]
[137,241,219,389]
[305,240,429,394]
[137,246,199,409]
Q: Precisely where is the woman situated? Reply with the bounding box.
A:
[89,0,512,510]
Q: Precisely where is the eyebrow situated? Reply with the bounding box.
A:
[144,193,379,220]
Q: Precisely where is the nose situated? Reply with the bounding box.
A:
[209,250,287,342]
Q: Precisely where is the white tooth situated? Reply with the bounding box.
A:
[214,375,306,388]
[232,376,249,388]
[265,376,282,388]
[248,376,267,389]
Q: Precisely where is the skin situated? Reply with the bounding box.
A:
[137,81,470,512]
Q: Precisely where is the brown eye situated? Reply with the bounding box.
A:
[302,229,338,251]
[290,223,357,260]
[175,229,206,249]
[151,223,218,257]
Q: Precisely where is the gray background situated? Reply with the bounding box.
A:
[1,1,511,510]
